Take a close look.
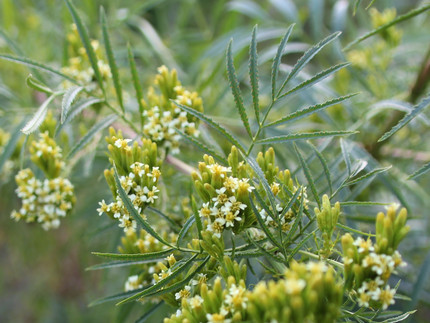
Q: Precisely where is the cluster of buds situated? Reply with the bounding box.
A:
[97,128,161,232]
[141,66,203,154]
[192,148,255,238]
[11,130,75,230]
[166,261,342,323]
[369,8,402,46]
[315,194,340,257]
[61,24,111,89]
[342,205,409,310]
[119,229,178,292]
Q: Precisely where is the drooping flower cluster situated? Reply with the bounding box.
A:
[342,205,409,310]
[11,131,75,230]
[141,66,203,154]
[165,261,342,323]
[61,24,111,89]
[97,128,161,232]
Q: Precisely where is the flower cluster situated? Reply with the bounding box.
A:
[192,151,255,238]
[165,261,342,323]
[141,66,203,154]
[315,194,341,257]
[11,170,74,230]
[97,128,161,232]
[61,24,111,89]
[11,130,75,230]
[342,205,409,310]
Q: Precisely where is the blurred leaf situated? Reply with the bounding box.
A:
[127,44,145,128]
[255,131,357,144]
[249,25,260,125]
[408,161,430,180]
[92,248,174,261]
[26,74,53,95]
[135,301,164,323]
[227,39,252,138]
[0,119,26,173]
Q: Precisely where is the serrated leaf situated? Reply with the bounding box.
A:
[0,54,78,83]
[249,25,260,124]
[379,311,416,323]
[175,128,228,164]
[344,4,430,50]
[21,95,55,135]
[116,254,198,305]
[271,24,295,101]
[92,248,174,261]
[61,86,84,123]
[287,229,316,262]
[172,101,245,152]
[55,97,103,136]
[177,216,195,247]
[277,63,350,100]
[277,32,341,97]
[112,164,174,249]
[265,94,357,128]
[67,114,118,159]
[0,119,26,173]
[86,258,169,270]
[128,44,145,128]
[336,223,376,237]
[344,166,391,186]
[227,40,252,138]
[26,74,53,95]
[294,144,320,208]
[378,95,430,142]
[256,130,357,144]
[100,7,123,112]
[64,0,105,92]
[340,138,351,176]
[408,161,430,180]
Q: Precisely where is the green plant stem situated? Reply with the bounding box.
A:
[367,45,430,159]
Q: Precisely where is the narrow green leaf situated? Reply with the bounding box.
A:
[116,254,198,305]
[265,94,357,128]
[172,101,245,153]
[339,201,390,206]
[408,161,430,180]
[177,216,195,246]
[128,44,145,127]
[89,288,147,307]
[55,97,103,136]
[271,24,295,101]
[0,54,78,83]
[67,114,118,159]
[256,130,357,144]
[345,166,392,186]
[336,223,376,237]
[308,142,332,196]
[280,186,301,219]
[379,311,416,323]
[277,32,341,97]
[285,192,304,242]
[277,63,350,100]
[86,258,168,270]
[287,229,317,262]
[26,74,53,95]
[227,40,252,138]
[190,196,203,241]
[0,119,26,173]
[249,193,282,249]
[100,7,123,112]
[146,207,181,233]
[378,95,430,142]
[92,248,174,261]
[61,85,84,123]
[294,144,320,208]
[249,25,260,124]
[113,164,174,249]
[344,4,430,51]
[64,0,105,92]
[175,128,228,165]
[135,301,164,323]
[22,95,55,135]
